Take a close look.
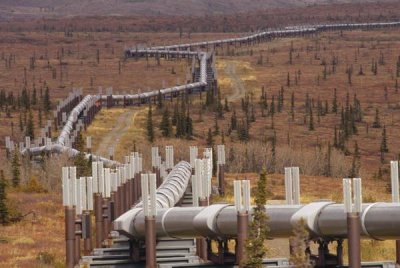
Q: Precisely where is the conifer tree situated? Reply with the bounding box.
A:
[290,91,295,121]
[160,108,171,137]
[185,111,193,139]
[146,105,154,143]
[372,108,381,128]
[289,219,311,267]
[43,86,51,114]
[381,125,389,153]
[308,107,314,131]
[332,88,338,114]
[231,110,237,130]
[74,134,91,177]
[11,150,20,187]
[380,126,388,164]
[0,170,9,225]
[25,110,35,139]
[245,169,269,267]
[206,128,214,147]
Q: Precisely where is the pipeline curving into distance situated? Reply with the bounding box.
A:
[114,161,193,238]
[21,21,400,165]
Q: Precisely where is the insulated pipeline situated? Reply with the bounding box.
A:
[115,202,400,240]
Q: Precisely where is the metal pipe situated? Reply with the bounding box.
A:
[347,213,361,268]
[116,202,400,240]
[218,164,225,196]
[236,212,248,267]
[82,211,92,255]
[145,216,157,268]
[94,193,103,247]
[74,216,81,264]
[65,207,75,268]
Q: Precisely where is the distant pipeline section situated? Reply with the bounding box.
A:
[21,21,400,164]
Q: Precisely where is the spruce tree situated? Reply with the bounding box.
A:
[146,105,154,143]
[290,91,295,121]
[244,169,269,267]
[289,219,311,267]
[43,86,51,114]
[332,88,338,114]
[25,110,35,139]
[160,108,172,137]
[308,107,314,131]
[381,125,389,153]
[0,170,9,224]
[372,108,381,128]
[11,150,20,187]
[74,134,91,177]
[206,128,214,147]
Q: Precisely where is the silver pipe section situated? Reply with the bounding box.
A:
[57,95,100,146]
[114,161,192,237]
[21,144,120,167]
[135,161,191,209]
[114,202,400,240]
[140,21,400,52]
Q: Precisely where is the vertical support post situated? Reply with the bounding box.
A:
[65,207,76,268]
[152,147,161,187]
[190,146,198,175]
[343,178,361,268]
[217,145,226,196]
[63,167,75,268]
[284,167,293,205]
[84,176,93,254]
[337,240,343,266]
[165,145,174,172]
[291,167,300,205]
[142,174,157,268]
[94,193,103,248]
[103,168,111,236]
[390,161,400,265]
[234,180,250,268]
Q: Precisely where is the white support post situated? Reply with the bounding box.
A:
[92,162,98,193]
[110,172,117,193]
[391,161,400,203]
[343,178,352,213]
[86,177,93,211]
[190,146,198,168]
[98,161,104,196]
[284,167,293,205]
[242,180,251,212]
[234,180,251,213]
[234,180,242,212]
[149,174,157,217]
[69,167,77,207]
[76,177,83,215]
[217,145,226,165]
[195,159,204,203]
[152,147,159,168]
[62,167,71,206]
[104,168,111,198]
[353,178,362,213]
[291,167,300,205]
[141,174,149,217]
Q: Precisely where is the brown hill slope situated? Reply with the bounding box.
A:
[0,0,396,19]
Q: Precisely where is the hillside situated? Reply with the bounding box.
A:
[0,0,396,19]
